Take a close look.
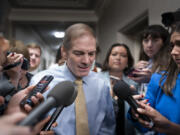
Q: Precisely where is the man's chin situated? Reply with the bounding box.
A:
[76,71,89,78]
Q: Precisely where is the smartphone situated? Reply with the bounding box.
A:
[20,75,54,108]
[127,68,140,77]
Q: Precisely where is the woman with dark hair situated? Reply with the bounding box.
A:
[99,43,138,135]
[102,43,134,75]
[129,25,170,96]
[100,43,138,95]
[128,22,180,135]
[55,45,65,66]
[49,45,66,69]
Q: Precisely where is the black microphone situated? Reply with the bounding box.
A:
[42,82,78,131]
[113,80,152,123]
[18,80,76,126]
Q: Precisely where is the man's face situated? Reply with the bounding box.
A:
[28,48,41,71]
[64,35,96,78]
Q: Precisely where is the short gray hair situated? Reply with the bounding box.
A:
[63,23,96,50]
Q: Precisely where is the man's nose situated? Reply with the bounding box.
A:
[82,55,90,64]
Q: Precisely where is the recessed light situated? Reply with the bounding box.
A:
[53,31,65,38]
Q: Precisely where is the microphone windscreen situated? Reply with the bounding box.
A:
[113,80,131,100]
[64,86,78,107]
[47,81,76,107]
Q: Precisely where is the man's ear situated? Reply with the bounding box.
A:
[61,45,67,60]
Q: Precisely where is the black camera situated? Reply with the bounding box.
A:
[3,51,30,70]
[21,57,29,70]
[161,9,180,27]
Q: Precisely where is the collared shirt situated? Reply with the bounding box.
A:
[30,64,116,135]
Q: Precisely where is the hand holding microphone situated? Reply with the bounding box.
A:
[113,80,154,127]
[42,80,78,131]
[18,80,77,126]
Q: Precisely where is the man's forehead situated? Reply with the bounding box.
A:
[70,37,96,50]
[71,46,96,53]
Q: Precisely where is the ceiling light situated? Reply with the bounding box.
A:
[53,31,65,38]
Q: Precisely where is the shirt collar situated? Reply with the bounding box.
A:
[63,63,89,85]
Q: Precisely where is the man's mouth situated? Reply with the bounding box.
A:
[79,66,90,71]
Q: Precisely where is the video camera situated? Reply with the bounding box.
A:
[3,51,30,71]
[161,9,180,27]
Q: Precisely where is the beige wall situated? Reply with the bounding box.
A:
[97,0,180,64]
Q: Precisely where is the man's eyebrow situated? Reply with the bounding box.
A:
[90,50,96,53]
[72,50,84,54]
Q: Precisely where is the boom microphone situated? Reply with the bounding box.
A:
[19,80,76,126]
[113,80,152,122]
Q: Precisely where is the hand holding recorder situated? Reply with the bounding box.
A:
[113,80,154,127]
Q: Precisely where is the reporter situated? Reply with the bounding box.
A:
[9,41,33,90]
[5,52,24,89]
[99,43,138,135]
[128,22,180,135]
[3,83,54,134]
[0,37,52,134]
[129,25,170,96]
[0,38,24,114]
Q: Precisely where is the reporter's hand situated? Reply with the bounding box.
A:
[134,61,149,69]
[137,102,172,133]
[0,113,52,135]
[40,121,57,135]
[0,112,32,135]
[6,52,23,66]
[40,130,55,135]
[130,94,148,121]
[32,116,53,135]
[5,85,44,114]
[129,68,152,83]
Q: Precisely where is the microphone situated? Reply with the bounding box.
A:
[18,80,76,126]
[42,82,78,131]
[113,80,152,122]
